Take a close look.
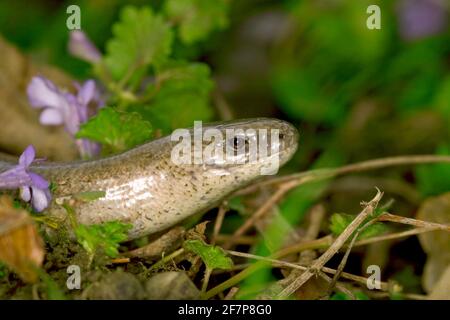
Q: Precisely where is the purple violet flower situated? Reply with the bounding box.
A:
[68,30,102,63]
[0,145,51,212]
[27,76,102,158]
[397,0,448,41]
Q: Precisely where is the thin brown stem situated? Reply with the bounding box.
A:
[318,271,356,299]
[226,250,389,291]
[379,213,450,231]
[223,180,299,248]
[149,248,184,271]
[224,287,239,300]
[227,155,450,249]
[211,205,228,245]
[277,190,383,298]
[201,267,213,297]
[235,155,450,196]
[327,218,378,294]
[352,227,440,246]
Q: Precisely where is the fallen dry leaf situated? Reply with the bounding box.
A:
[0,35,78,160]
[428,264,450,300]
[0,195,45,283]
[416,192,450,293]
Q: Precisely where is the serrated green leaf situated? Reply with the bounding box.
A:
[329,213,351,236]
[184,239,233,270]
[165,0,229,44]
[104,6,173,81]
[76,107,153,154]
[329,213,388,240]
[74,221,132,258]
[133,61,213,133]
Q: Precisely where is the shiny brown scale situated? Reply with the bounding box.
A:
[0,118,299,239]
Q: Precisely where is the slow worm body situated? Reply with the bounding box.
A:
[0,118,298,239]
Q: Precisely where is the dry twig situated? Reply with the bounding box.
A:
[211,204,228,245]
[277,190,383,298]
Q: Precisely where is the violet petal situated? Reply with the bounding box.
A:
[39,108,64,125]
[27,76,65,109]
[19,145,35,167]
[0,166,32,189]
[78,80,96,105]
[68,30,102,63]
[398,0,448,40]
[29,172,50,189]
[30,187,50,212]
[20,186,31,202]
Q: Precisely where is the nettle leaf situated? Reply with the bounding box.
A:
[75,221,132,258]
[135,61,213,133]
[184,239,233,270]
[329,213,388,240]
[104,6,173,81]
[76,107,153,154]
[165,0,229,44]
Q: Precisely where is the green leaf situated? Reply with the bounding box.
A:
[104,6,173,81]
[331,291,369,300]
[393,266,422,293]
[75,221,132,258]
[415,145,450,196]
[434,76,450,119]
[272,66,347,124]
[37,269,66,300]
[329,213,388,240]
[228,196,247,215]
[0,263,7,279]
[76,107,153,154]
[165,0,229,44]
[43,277,66,300]
[184,239,233,270]
[134,61,213,133]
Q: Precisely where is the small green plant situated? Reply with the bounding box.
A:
[75,221,132,262]
[329,213,388,240]
[184,239,233,270]
[76,108,153,154]
[77,3,228,154]
[184,239,233,296]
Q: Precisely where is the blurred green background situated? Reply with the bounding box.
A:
[1,0,449,298]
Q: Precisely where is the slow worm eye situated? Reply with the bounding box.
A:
[229,136,248,151]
